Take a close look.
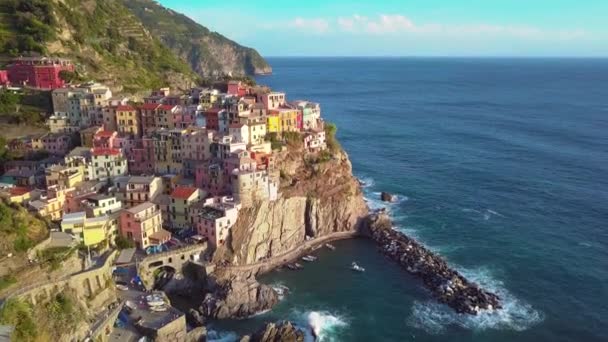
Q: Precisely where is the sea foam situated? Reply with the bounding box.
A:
[407,266,543,334]
[290,309,349,342]
[206,330,239,342]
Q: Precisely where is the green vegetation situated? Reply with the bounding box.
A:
[0,88,51,125]
[37,246,74,271]
[0,292,84,341]
[115,234,135,249]
[122,0,271,77]
[283,131,303,147]
[0,275,17,291]
[0,0,55,55]
[265,132,284,150]
[0,200,48,255]
[0,299,37,341]
[324,122,340,152]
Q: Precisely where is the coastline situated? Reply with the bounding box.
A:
[216,230,360,276]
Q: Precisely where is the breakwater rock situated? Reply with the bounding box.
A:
[199,274,279,319]
[240,321,304,342]
[363,211,502,315]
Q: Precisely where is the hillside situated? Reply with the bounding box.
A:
[122,0,272,77]
[0,200,48,257]
[0,0,271,93]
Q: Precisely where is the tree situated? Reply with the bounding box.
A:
[115,235,135,249]
[58,70,77,83]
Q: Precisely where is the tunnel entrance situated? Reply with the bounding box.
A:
[153,265,176,290]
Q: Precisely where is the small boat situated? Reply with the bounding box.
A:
[351,262,365,272]
[325,243,336,251]
[149,304,168,312]
[302,255,317,262]
[287,263,303,270]
[146,294,165,306]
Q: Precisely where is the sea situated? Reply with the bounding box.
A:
[207,58,608,341]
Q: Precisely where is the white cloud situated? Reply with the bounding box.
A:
[287,17,330,34]
[332,14,588,40]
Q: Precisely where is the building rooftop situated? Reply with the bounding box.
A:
[127,201,157,214]
[116,105,136,112]
[9,186,32,196]
[62,211,86,222]
[91,148,121,156]
[170,186,198,200]
[198,206,225,221]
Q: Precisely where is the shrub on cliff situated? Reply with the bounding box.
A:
[324,122,340,152]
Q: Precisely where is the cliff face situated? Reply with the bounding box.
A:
[214,146,368,265]
[122,0,272,77]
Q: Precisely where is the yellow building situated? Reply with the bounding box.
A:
[45,165,85,189]
[29,186,72,221]
[277,108,300,133]
[0,187,37,204]
[266,112,280,133]
[116,105,141,137]
[61,211,119,247]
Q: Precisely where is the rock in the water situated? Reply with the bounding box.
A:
[380,191,396,202]
[362,212,502,315]
[200,274,279,319]
[243,321,304,342]
[187,308,205,327]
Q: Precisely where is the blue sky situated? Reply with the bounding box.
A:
[158,0,608,57]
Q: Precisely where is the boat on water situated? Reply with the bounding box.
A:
[287,263,304,270]
[325,243,336,250]
[351,262,365,272]
[302,255,317,262]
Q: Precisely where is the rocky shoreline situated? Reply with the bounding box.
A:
[362,211,502,315]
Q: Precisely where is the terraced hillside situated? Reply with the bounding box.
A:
[0,0,270,93]
[122,0,272,77]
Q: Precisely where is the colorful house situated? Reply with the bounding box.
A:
[0,70,8,86]
[45,164,84,189]
[193,197,240,248]
[120,202,169,250]
[31,133,72,155]
[90,148,127,180]
[6,57,74,89]
[61,211,118,247]
[116,105,141,137]
[169,186,202,229]
[203,108,221,130]
[259,92,286,110]
[113,176,163,208]
[139,103,160,135]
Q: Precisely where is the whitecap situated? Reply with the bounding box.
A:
[486,209,505,217]
[289,309,349,342]
[356,176,375,188]
[407,266,543,334]
[270,282,290,300]
[206,330,239,342]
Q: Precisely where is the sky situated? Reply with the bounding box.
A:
[157,0,608,57]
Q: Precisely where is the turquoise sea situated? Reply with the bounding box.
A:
[209,58,608,341]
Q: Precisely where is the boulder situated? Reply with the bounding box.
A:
[243,321,304,342]
[380,192,396,202]
[200,274,279,319]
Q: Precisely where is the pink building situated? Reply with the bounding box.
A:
[0,70,8,86]
[139,103,160,135]
[227,81,247,97]
[172,106,195,129]
[127,138,155,175]
[259,92,286,110]
[195,163,226,196]
[32,133,71,155]
[192,197,240,248]
[119,202,170,250]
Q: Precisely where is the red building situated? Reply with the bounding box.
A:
[6,57,74,89]
[204,108,221,130]
[227,81,248,97]
[0,70,8,86]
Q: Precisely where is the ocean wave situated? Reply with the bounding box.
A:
[290,309,349,342]
[407,266,543,334]
[357,176,375,188]
[270,282,290,300]
[206,330,239,342]
[462,208,505,221]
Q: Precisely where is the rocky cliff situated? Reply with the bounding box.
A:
[122,0,272,77]
[240,321,304,342]
[214,146,368,265]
